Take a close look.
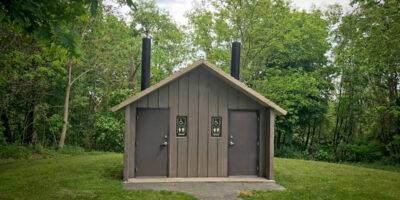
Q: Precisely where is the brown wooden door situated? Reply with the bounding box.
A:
[228,110,258,176]
[135,108,169,177]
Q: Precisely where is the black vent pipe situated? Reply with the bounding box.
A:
[141,37,151,91]
[230,41,241,80]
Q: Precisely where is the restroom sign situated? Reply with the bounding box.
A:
[176,116,188,137]
[211,116,222,137]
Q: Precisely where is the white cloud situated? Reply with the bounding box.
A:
[291,0,352,12]
[156,0,198,25]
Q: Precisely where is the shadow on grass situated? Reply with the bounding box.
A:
[102,163,124,180]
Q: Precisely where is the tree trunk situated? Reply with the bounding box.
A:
[1,112,13,143]
[333,75,345,147]
[277,131,282,149]
[305,120,311,149]
[23,100,35,144]
[59,62,72,149]
[310,118,317,147]
[128,56,137,90]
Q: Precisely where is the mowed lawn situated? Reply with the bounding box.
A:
[1,153,400,200]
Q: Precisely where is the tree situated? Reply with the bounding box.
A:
[187,0,329,72]
[0,10,70,145]
[130,0,190,81]
[58,17,95,149]
[187,0,332,151]
[60,1,189,150]
[333,0,400,160]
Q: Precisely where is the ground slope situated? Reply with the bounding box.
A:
[0,153,399,200]
[242,158,400,200]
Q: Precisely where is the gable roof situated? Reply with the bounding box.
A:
[111,59,287,115]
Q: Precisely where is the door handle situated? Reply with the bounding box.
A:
[229,141,235,146]
[161,141,168,146]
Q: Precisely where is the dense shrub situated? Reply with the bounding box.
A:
[0,145,32,159]
[0,145,89,159]
[0,122,5,146]
[57,146,86,155]
[275,146,308,159]
[94,115,124,152]
[336,142,383,162]
[387,135,400,162]
[312,148,336,161]
[301,144,335,161]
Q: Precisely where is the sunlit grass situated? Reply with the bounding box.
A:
[0,153,194,200]
[1,154,399,200]
[242,158,400,200]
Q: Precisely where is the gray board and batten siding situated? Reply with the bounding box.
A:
[122,64,278,180]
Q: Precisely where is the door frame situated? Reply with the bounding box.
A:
[134,107,170,177]
[227,109,260,177]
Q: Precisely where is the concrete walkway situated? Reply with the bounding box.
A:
[124,178,285,200]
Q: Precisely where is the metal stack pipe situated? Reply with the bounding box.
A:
[141,37,151,91]
[230,41,241,80]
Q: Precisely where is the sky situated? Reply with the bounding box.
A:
[104,0,353,25]
[156,0,352,25]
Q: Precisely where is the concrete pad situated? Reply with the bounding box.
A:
[126,177,275,183]
[124,178,285,200]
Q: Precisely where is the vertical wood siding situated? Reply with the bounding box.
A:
[207,75,218,177]
[168,81,179,177]
[266,108,275,179]
[123,106,131,181]
[198,68,209,177]
[125,66,272,178]
[124,104,136,180]
[178,75,189,177]
[188,69,199,176]
[217,80,228,177]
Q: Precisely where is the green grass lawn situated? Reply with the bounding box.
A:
[1,153,399,200]
[241,158,400,200]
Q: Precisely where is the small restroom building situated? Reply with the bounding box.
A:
[112,39,287,181]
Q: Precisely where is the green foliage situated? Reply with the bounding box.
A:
[56,145,86,155]
[0,145,32,159]
[48,114,63,137]
[276,144,336,162]
[331,0,400,161]
[0,0,98,56]
[188,0,339,162]
[336,142,383,162]
[187,0,329,71]
[0,122,5,145]
[131,0,190,78]
[0,0,188,151]
[0,0,398,165]
[253,67,331,151]
[0,144,88,159]
[94,115,124,152]
[387,135,400,162]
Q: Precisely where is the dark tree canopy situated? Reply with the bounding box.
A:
[0,0,399,163]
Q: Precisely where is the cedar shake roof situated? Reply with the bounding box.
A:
[111,59,287,115]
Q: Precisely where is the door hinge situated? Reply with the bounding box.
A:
[257,166,259,171]
[136,115,139,120]
[135,167,138,172]
[257,141,260,146]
